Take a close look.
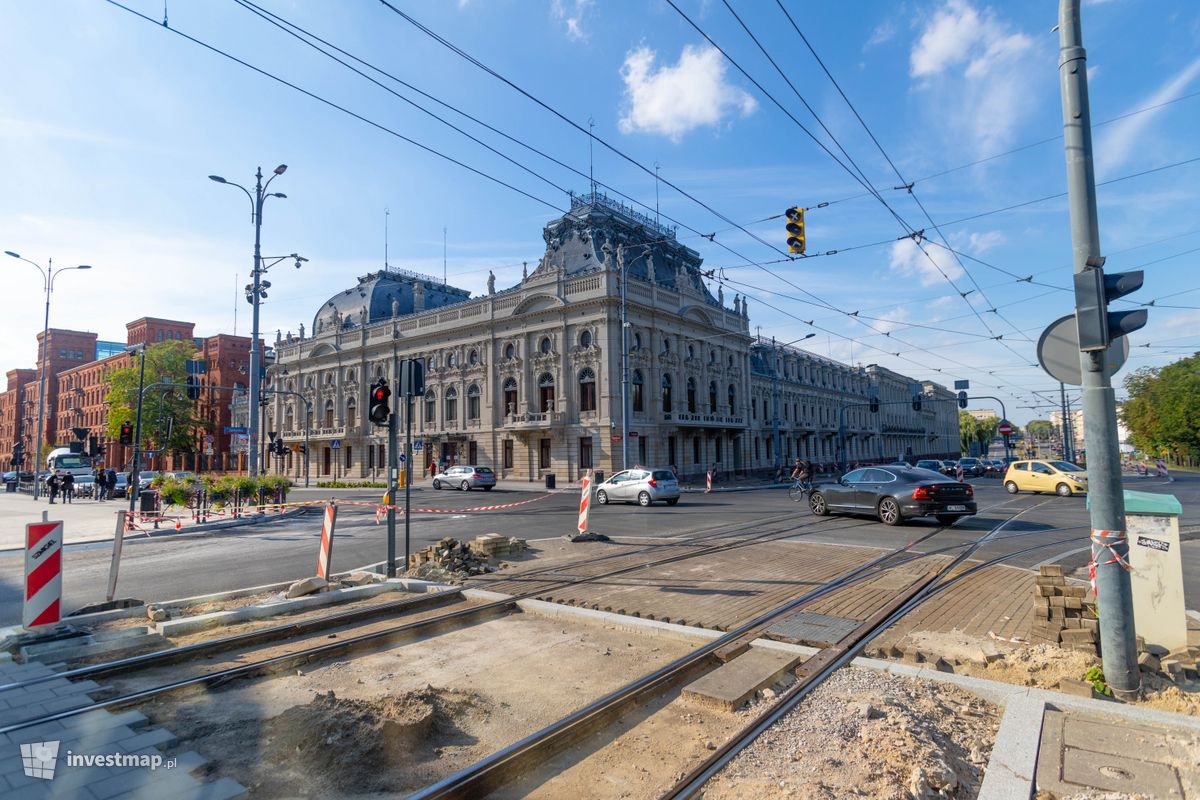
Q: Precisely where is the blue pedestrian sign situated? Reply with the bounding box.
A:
[413,440,424,453]
[331,439,342,449]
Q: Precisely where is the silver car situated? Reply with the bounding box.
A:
[595,468,680,507]
[432,465,497,491]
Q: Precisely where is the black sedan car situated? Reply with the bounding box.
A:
[808,465,977,526]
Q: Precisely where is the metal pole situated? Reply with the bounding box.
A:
[619,249,629,470]
[1058,0,1138,698]
[33,264,50,500]
[1060,382,1072,462]
[304,400,310,488]
[128,347,147,514]
[387,400,398,578]
[404,393,413,570]
[771,337,780,471]
[247,167,264,478]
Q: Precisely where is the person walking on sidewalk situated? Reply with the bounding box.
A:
[62,472,75,504]
[95,467,107,501]
[106,468,117,500]
[46,471,60,504]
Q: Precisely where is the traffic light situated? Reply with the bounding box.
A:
[369,379,391,426]
[273,439,286,457]
[1073,268,1148,351]
[912,395,922,411]
[957,391,968,409]
[119,423,133,445]
[186,375,200,401]
[785,207,806,254]
[869,397,879,413]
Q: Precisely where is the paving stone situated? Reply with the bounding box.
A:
[1062,747,1183,796]
[682,647,802,711]
[1057,678,1097,699]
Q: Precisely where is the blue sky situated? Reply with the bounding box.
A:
[2,0,1198,424]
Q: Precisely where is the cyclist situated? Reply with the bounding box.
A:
[788,459,813,501]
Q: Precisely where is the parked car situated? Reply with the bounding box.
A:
[72,474,96,498]
[939,460,957,476]
[432,465,497,491]
[808,465,976,526]
[137,470,160,491]
[112,473,129,498]
[915,459,943,472]
[1003,460,1088,496]
[595,468,680,507]
[956,458,986,478]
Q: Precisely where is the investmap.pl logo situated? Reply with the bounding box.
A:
[21,740,175,780]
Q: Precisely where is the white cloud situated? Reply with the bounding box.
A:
[888,237,965,287]
[864,20,897,50]
[1094,57,1200,176]
[551,0,592,42]
[909,1,1038,156]
[874,307,911,334]
[618,44,757,143]
[966,230,1005,252]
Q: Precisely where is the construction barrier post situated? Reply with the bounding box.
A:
[705,471,712,493]
[24,511,63,629]
[316,501,338,580]
[577,470,592,536]
[106,511,125,602]
[1156,459,1172,482]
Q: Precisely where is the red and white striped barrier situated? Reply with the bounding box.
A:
[316,502,337,580]
[955,464,964,483]
[1156,459,1171,481]
[24,515,63,629]
[705,471,713,493]
[577,471,592,536]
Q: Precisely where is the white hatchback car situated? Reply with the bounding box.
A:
[595,468,681,507]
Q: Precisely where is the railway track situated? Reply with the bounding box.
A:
[407,500,1063,800]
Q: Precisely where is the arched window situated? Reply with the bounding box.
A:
[426,356,436,371]
[632,332,642,350]
[323,399,334,428]
[728,384,736,415]
[687,378,697,413]
[687,343,695,359]
[346,369,355,382]
[346,399,357,428]
[540,336,552,354]
[424,390,436,426]
[632,369,644,413]
[445,387,458,422]
[467,384,481,420]
[538,373,555,412]
[661,374,673,413]
[505,343,515,360]
[728,355,734,369]
[503,377,518,415]
[663,338,671,354]
[285,408,295,432]
[447,352,457,368]
[469,349,479,365]
[709,350,716,364]
[579,330,592,349]
[578,368,596,413]
[708,381,718,412]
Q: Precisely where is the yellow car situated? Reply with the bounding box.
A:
[1003,460,1088,496]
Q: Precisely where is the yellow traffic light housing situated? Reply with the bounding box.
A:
[785,207,806,254]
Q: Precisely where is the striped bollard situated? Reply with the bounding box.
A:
[1156,459,1171,481]
[955,464,964,483]
[24,513,63,629]
[577,471,592,537]
[316,501,338,580]
[705,471,712,493]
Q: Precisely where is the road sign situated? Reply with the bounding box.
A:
[629,431,639,438]
[954,380,970,390]
[399,454,407,463]
[224,426,248,434]
[997,421,1014,436]
[331,439,342,450]
[1037,314,1129,385]
[205,447,214,456]
[610,435,622,443]
[413,440,424,452]
[205,435,214,444]
[71,427,89,441]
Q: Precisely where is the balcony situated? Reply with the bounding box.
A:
[308,425,346,438]
[664,411,746,428]
[504,411,563,429]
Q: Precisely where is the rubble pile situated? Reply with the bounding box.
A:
[407,536,514,579]
[469,533,528,561]
[1029,564,1099,655]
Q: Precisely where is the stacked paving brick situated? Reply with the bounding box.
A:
[468,533,529,562]
[407,535,527,578]
[1030,564,1100,655]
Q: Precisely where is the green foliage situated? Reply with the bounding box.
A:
[974,417,999,452]
[1025,419,1054,440]
[959,412,976,455]
[103,341,205,454]
[315,480,388,488]
[1121,355,1200,462]
[155,475,200,509]
[202,474,289,507]
[1084,665,1113,696]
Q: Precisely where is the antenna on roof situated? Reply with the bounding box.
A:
[443,227,447,285]
[384,208,390,272]
[588,117,596,195]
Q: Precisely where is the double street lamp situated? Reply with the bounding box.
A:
[208,164,292,477]
[5,251,92,499]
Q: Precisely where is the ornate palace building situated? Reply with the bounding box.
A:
[266,193,960,483]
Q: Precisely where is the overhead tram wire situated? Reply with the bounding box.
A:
[766,0,1033,345]
[102,0,566,215]
[683,0,1035,364]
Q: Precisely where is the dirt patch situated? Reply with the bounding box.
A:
[699,668,999,800]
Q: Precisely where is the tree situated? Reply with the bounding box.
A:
[958,412,977,455]
[1121,354,1200,463]
[104,341,205,455]
[1026,420,1054,441]
[974,417,999,456]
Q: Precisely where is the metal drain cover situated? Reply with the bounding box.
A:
[766,611,862,647]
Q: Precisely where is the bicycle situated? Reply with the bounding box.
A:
[788,477,813,503]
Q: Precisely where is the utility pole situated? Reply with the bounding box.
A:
[1058,0,1139,698]
[128,346,147,514]
[614,245,629,470]
[771,337,780,472]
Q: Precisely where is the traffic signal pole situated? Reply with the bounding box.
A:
[128,346,147,514]
[387,405,398,579]
[1058,0,1139,698]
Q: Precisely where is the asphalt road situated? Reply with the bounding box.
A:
[1,473,1195,627]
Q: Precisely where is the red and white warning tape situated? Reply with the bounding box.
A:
[1087,528,1133,596]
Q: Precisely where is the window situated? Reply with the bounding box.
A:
[469,349,479,365]
[709,350,716,364]
[687,344,694,359]
[632,370,644,413]
[728,384,736,415]
[467,384,480,420]
[540,337,552,354]
[708,381,717,412]
[687,378,697,413]
[345,400,357,428]
[503,378,518,415]
[843,468,869,483]
[580,437,593,469]
[661,374,673,412]
[632,332,642,350]
[578,368,596,413]
[427,356,436,371]
[579,330,592,349]
[344,446,352,470]
[323,400,334,427]
[368,445,375,469]
[715,437,722,463]
[663,338,671,354]
[445,387,458,422]
[538,373,555,412]
[447,352,457,368]
[505,343,515,360]
[693,437,701,464]
[539,438,551,470]
[503,439,513,469]
[728,355,734,368]
[424,391,436,425]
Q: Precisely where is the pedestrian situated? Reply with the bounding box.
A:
[95,468,106,501]
[106,468,117,499]
[47,471,60,504]
[62,472,75,504]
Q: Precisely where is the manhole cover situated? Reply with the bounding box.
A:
[767,611,861,646]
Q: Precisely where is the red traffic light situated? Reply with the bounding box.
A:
[369,379,391,426]
[373,386,387,402]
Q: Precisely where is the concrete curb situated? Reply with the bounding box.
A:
[977,694,1046,800]
[680,483,789,494]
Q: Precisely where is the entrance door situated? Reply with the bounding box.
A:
[468,441,478,464]
[323,447,331,476]
[442,442,457,467]
[539,438,551,471]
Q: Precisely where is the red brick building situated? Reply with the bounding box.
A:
[0,317,255,473]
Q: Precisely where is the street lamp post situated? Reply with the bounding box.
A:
[209,165,289,477]
[5,251,92,499]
